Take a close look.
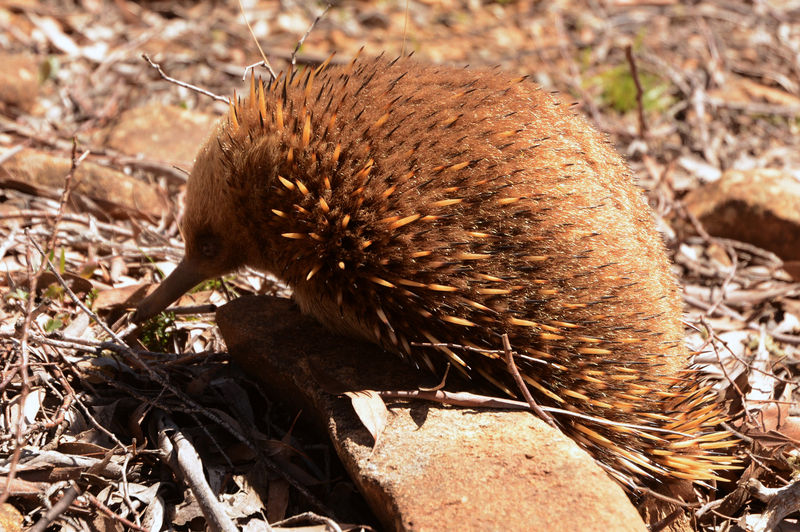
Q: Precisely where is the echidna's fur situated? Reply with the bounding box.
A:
[136,54,735,487]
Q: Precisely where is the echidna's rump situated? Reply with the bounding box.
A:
[135,55,736,487]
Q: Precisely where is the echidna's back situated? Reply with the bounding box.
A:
[290,57,685,361]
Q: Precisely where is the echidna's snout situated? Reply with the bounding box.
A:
[134,140,249,323]
[133,258,209,322]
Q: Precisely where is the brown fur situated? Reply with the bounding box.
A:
[136,55,734,487]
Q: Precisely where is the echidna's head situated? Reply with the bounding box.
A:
[134,122,255,322]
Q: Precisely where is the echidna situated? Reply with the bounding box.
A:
[135,54,735,487]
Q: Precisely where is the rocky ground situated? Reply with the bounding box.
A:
[1,1,799,530]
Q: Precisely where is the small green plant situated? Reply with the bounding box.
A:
[44,317,64,333]
[5,288,29,304]
[585,64,674,115]
[193,276,239,298]
[85,288,98,309]
[43,283,64,301]
[139,312,177,352]
[194,278,224,292]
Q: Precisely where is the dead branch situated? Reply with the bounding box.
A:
[142,54,228,103]
[744,478,800,532]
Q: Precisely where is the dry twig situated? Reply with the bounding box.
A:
[625,44,648,138]
[744,478,800,532]
[142,54,228,103]
[501,333,557,428]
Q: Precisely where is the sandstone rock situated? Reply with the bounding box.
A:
[217,295,646,532]
[102,104,218,168]
[684,169,800,261]
[0,53,39,112]
[0,147,167,219]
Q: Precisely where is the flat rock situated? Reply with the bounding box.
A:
[684,168,800,261]
[0,147,167,219]
[102,103,218,168]
[0,52,39,112]
[216,295,646,532]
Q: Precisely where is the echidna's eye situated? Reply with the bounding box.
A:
[197,235,218,259]
[201,242,215,258]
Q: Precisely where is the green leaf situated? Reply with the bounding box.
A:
[4,288,29,302]
[44,318,63,333]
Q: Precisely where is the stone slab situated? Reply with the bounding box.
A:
[216,295,646,532]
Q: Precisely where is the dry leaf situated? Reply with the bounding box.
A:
[109,256,128,283]
[222,473,268,519]
[345,390,388,444]
[784,261,800,281]
[267,478,290,523]
[2,388,45,429]
[22,387,44,424]
[36,271,94,295]
[140,492,166,531]
[0,477,48,497]
[62,312,90,337]
[57,441,111,458]
[707,242,733,268]
[92,283,150,310]
[738,78,800,106]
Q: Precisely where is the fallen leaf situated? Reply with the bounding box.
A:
[36,271,94,295]
[92,283,151,310]
[267,478,290,523]
[784,261,800,281]
[57,441,111,458]
[345,390,388,445]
